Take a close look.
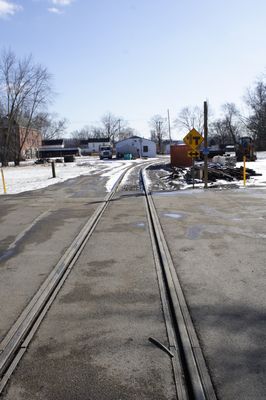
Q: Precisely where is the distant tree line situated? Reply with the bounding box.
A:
[70,113,138,145]
[1,47,265,166]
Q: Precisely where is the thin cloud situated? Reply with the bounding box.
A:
[0,0,22,17]
[51,0,74,5]
[48,7,63,14]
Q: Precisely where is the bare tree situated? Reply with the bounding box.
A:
[0,49,52,165]
[149,114,167,153]
[118,126,137,141]
[245,77,266,150]
[100,112,126,144]
[209,119,233,148]
[70,126,91,146]
[33,112,68,140]
[209,103,242,146]
[70,113,135,145]
[221,103,241,145]
[71,125,105,142]
[174,106,203,133]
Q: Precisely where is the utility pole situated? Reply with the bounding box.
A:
[204,101,208,189]
[156,121,162,154]
[167,109,172,144]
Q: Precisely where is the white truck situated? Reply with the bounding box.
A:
[99,145,112,160]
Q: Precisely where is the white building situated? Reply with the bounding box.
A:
[115,136,156,158]
[79,138,110,154]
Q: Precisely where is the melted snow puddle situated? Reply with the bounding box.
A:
[154,190,202,196]
[187,225,203,239]
[135,222,145,228]
[163,212,184,220]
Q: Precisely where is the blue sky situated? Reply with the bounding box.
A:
[0,0,266,138]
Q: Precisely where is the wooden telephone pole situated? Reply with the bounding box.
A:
[167,109,172,143]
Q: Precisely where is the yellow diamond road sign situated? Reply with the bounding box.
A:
[187,149,200,158]
[183,128,204,149]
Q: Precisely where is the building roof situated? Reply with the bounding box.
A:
[80,138,110,144]
[116,136,155,145]
[42,139,64,147]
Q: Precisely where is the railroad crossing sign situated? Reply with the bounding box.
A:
[187,149,200,158]
[183,128,204,149]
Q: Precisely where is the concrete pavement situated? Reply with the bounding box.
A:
[3,191,176,400]
[0,174,107,343]
[153,187,266,399]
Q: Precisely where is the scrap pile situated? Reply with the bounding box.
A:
[200,164,261,182]
[166,161,261,187]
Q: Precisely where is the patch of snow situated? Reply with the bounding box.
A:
[102,158,149,191]
[102,162,131,192]
[0,160,98,194]
[236,157,266,187]
[0,156,156,195]
[142,168,152,191]
[180,151,266,190]
[1,153,266,195]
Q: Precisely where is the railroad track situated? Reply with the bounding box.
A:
[0,161,216,399]
[141,167,217,400]
[0,162,140,394]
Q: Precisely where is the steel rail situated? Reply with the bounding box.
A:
[141,167,217,400]
[0,161,149,394]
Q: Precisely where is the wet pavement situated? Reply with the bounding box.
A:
[2,191,176,400]
[1,161,266,399]
[0,174,107,343]
[152,187,266,400]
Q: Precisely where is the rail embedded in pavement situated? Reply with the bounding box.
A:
[141,166,217,400]
[0,162,142,394]
[0,160,215,399]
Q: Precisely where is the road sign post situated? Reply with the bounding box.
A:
[183,128,203,189]
[192,157,195,188]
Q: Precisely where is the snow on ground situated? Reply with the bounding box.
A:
[144,151,266,192]
[101,159,142,192]
[0,157,150,195]
[180,151,266,190]
[142,168,153,190]
[236,152,266,187]
[1,153,266,195]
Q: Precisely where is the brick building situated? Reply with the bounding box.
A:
[0,117,42,163]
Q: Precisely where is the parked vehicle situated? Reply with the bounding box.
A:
[200,136,257,162]
[235,137,257,161]
[99,145,112,160]
[224,145,236,158]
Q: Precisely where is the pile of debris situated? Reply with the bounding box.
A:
[212,154,237,168]
[166,161,262,186]
[198,164,261,183]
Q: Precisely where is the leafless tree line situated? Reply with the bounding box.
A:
[0,49,67,166]
[70,113,137,145]
[173,76,266,150]
[1,47,264,167]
